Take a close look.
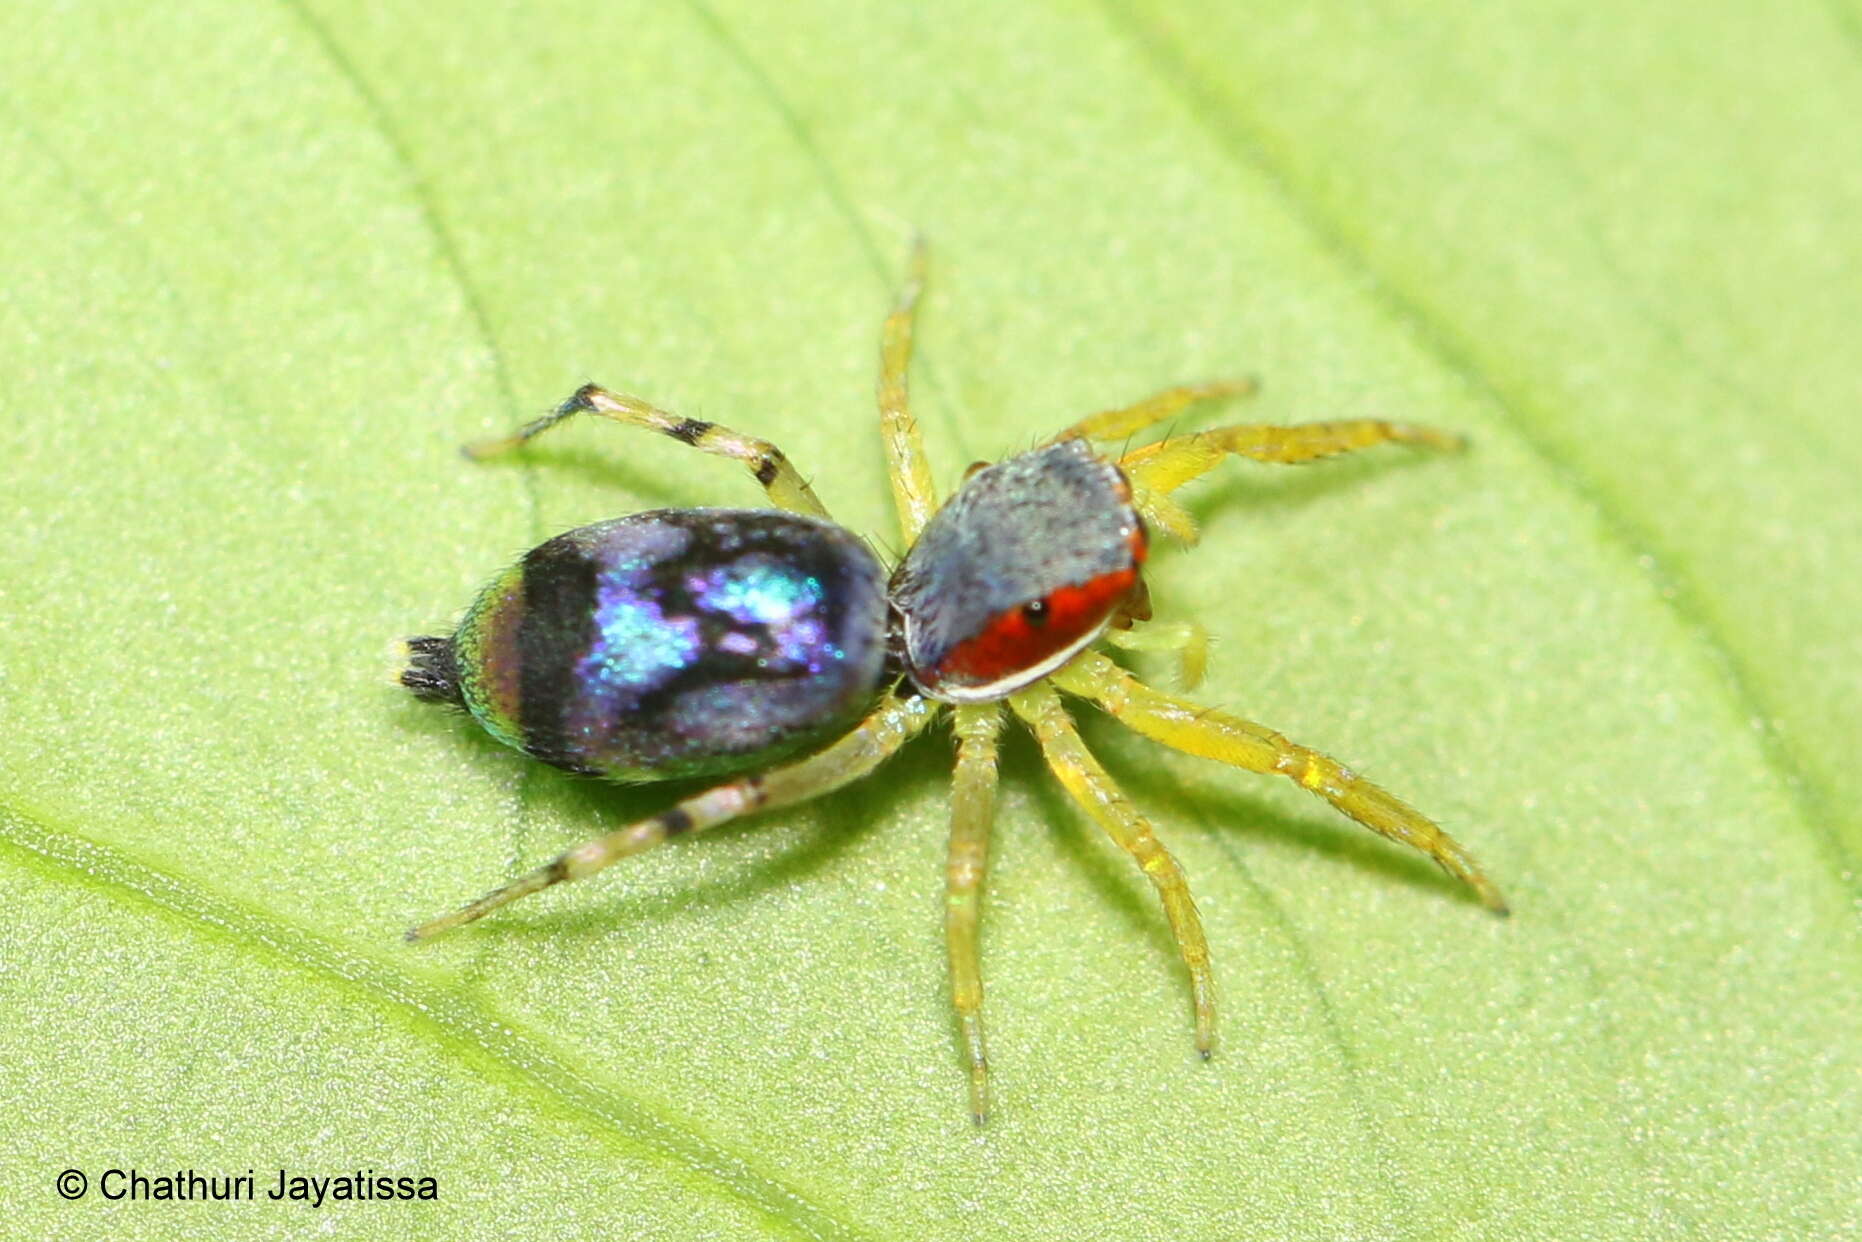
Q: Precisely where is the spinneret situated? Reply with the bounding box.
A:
[399,634,464,707]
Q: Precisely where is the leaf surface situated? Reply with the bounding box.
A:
[1,2,1856,1238]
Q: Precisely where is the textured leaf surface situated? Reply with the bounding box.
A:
[2,2,1857,1238]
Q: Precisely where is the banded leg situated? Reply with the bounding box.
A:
[1120,418,1463,500]
[408,695,938,941]
[1104,621,1210,690]
[1052,651,1507,914]
[1009,682,1216,1057]
[946,703,1002,1124]
[878,238,940,542]
[1048,378,1257,446]
[466,383,831,519]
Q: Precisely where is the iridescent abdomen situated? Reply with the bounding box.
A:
[450,510,889,779]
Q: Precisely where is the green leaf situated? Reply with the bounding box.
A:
[3,1,1857,1238]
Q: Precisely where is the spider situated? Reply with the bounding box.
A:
[400,246,1507,1123]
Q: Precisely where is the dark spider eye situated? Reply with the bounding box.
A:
[1021,599,1049,626]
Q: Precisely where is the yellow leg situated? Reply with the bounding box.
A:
[1048,378,1258,446]
[1009,682,1216,1057]
[878,238,940,543]
[946,703,1001,1123]
[1121,418,1463,499]
[408,696,938,940]
[465,383,832,519]
[1130,486,1202,545]
[1104,621,1210,690]
[1052,651,1507,914]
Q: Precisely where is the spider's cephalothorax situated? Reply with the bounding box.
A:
[890,439,1147,703]
[401,248,1508,1124]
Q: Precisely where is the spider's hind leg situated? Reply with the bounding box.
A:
[1010,681,1217,1058]
[1053,651,1507,914]
[408,695,939,941]
[466,384,833,519]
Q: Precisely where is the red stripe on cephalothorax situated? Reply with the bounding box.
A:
[936,565,1139,685]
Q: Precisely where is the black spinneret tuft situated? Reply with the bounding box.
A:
[401,635,465,707]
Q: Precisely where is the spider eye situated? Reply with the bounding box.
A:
[1021,599,1049,626]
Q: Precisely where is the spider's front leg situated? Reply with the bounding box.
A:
[1120,416,1462,542]
[1048,378,1258,445]
[1053,651,1507,914]
[1104,620,1210,690]
[408,695,938,941]
[1121,415,1461,485]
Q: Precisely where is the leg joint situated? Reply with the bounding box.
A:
[667,417,713,445]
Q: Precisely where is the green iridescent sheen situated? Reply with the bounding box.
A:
[453,561,526,751]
